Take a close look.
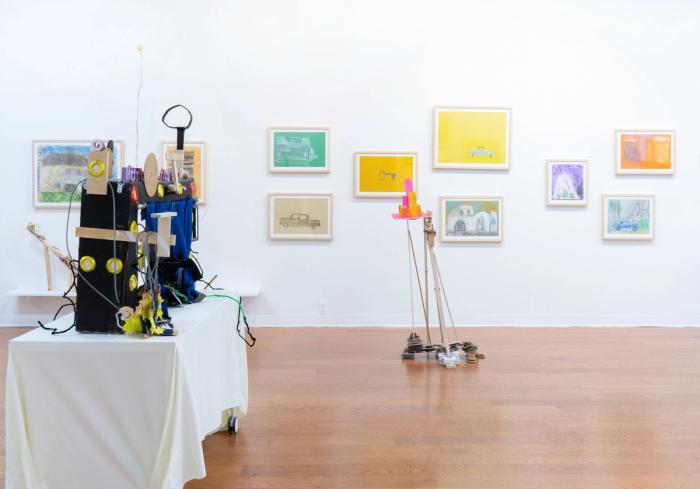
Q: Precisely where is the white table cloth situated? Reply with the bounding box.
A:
[6,295,248,489]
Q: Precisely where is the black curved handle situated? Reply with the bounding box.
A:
[161,104,193,129]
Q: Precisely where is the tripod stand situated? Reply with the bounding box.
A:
[401,212,483,368]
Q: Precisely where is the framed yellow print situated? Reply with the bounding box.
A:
[433,107,511,170]
[161,141,207,203]
[354,151,417,198]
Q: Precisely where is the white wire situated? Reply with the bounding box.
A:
[135,47,144,164]
[407,220,415,331]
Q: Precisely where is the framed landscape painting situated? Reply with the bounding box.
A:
[354,151,417,198]
[33,140,124,208]
[546,159,588,206]
[269,193,333,240]
[162,141,207,203]
[439,196,504,242]
[615,130,674,175]
[602,194,655,240]
[269,127,329,173]
[434,107,511,170]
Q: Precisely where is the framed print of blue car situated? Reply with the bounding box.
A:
[602,194,655,241]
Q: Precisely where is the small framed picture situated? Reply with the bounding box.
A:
[615,130,674,175]
[269,193,333,240]
[546,159,588,206]
[33,140,125,208]
[269,127,330,173]
[439,196,504,242]
[433,107,511,170]
[161,141,207,203]
[601,194,655,241]
[354,151,417,198]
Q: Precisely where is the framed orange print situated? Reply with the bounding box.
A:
[615,130,674,175]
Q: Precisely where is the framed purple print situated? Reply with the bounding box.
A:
[546,159,588,207]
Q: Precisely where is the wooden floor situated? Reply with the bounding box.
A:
[2,326,700,488]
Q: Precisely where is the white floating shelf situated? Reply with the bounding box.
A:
[7,289,77,298]
[205,288,261,298]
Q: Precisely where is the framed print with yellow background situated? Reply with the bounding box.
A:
[615,130,674,175]
[354,151,417,198]
[269,193,333,240]
[434,107,511,170]
[161,141,207,203]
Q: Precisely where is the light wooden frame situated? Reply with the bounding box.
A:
[439,195,504,242]
[546,159,588,207]
[615,129,674,175]
[353,151,418,198]
[269,127,330,173]
[32,140,125,209]
[268,193,333,241]
[161,141,207,204]
[601,194,655,241]
[433,106,511,170]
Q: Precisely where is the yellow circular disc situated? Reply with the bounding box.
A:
[106,258,123,274]
[79,256,96,272]
[130,220,138,233]
[177,182,183,195]
[157,183,165,198]
[128,274,138,291]
[88,160,105,177]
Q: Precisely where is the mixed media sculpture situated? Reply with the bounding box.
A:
[393,179,484,368]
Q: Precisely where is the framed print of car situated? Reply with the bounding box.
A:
[269,193,333,240]
[269,127,330,173]
[601,194,655,241]
[433,107,511,170]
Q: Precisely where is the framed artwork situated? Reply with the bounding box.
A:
[269,193,333,240]
[546,159,588,206]
[439,196,504,242]
[32,140,124,208]
[601,194,655,241]
[269,127,330,173]
[434,107,511,170]
[354,151,417,198]
[615,130,674,175]
[161,141,207,203]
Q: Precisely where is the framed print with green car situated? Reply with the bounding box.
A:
[33,140,124,208]
[269,193,333,240]
[269,127,330,173]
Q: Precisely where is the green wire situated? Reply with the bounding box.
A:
[206,293,248,320]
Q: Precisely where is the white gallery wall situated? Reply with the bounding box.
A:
[1,0,699,326]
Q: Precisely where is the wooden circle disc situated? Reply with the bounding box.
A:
[144,153,159,197]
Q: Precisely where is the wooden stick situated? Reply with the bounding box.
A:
[75,227,176,246]
[43,246,52,291]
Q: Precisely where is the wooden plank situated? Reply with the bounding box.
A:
[86,148,112,195]
[75,227,176,246]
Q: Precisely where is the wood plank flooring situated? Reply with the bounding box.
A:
[2,326,700,488]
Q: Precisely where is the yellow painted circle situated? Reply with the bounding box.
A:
[106,258,123,274]
[79,256,96,272]
[88,160,105,177]
[130,220,138,233]
[157,183,165,198]
[129,274,138,291]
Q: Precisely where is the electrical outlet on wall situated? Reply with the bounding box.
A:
[318,300,327,314]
